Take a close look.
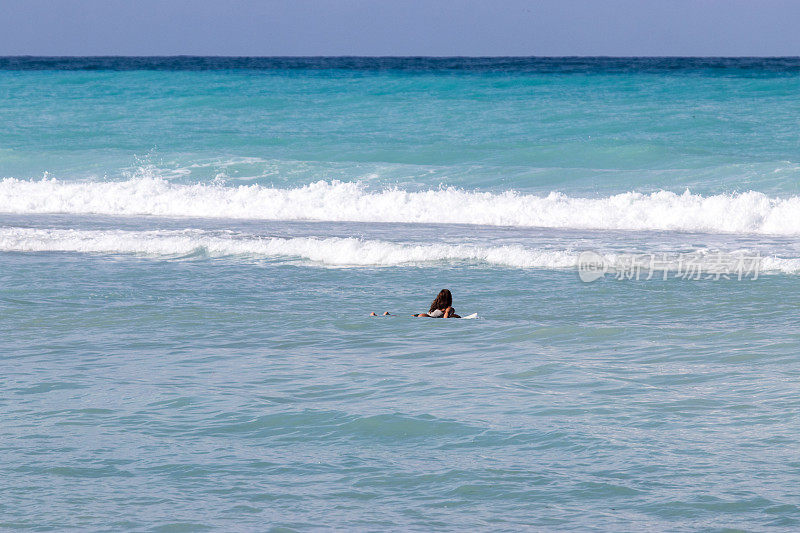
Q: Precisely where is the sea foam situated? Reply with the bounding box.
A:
[2,227,800,273]
[0,228,577,268]
[2,177,800,235]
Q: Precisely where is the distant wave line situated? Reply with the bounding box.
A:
[2,227,800,273]
[3,177,800,235]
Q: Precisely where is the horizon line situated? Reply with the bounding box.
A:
[3,55,800,59]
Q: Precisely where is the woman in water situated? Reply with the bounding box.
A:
[369,289,460,318]
[415,289,460,318]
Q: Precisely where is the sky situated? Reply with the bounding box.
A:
[0,0,799,57]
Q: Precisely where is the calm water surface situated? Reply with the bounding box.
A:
[2,57,800,531]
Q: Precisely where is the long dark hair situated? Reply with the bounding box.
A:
[429,289,453,313]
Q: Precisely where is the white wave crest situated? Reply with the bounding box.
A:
[3,227,800,274]
[0,228,578,268]
[2,177,800,234]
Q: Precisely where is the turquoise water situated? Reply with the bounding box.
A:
[3,58,800,531]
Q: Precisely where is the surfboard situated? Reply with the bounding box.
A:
[461,313,478,319]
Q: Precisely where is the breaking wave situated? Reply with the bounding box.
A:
[3,177,800,235]
[0,227,577,268]
[2,227,800,273]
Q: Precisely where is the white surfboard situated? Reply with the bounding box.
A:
[461,313,478,319]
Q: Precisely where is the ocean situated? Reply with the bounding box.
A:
[2,57,800,531]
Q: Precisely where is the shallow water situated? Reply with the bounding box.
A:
[2,57,800,531]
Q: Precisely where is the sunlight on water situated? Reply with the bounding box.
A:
[3,58,800,531]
